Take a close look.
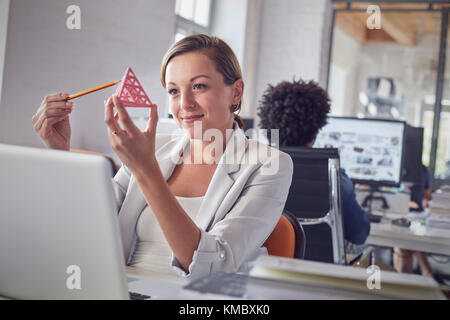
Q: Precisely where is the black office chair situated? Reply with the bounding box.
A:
[263,210,306,259]
[280,146,346,264]
[283,210,306,259]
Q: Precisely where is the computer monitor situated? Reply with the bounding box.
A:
[313,116,406,187]
[401,124,424,185]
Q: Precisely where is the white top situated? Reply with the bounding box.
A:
[128,196,204,275]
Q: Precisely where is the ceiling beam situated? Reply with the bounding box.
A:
[366,29,396,43]
[379,14,417,46]
[335,12,367,43]
[335,11,418,46]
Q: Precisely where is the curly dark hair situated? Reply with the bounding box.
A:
[257,79,331,147]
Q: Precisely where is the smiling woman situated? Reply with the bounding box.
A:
[161,34,245,135]
[32,34,293,281]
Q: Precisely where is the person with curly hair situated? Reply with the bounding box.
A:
[258,79,370,245]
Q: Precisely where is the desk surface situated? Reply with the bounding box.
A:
[126,263,446,300]
[126,266,186,284]
[366,211,450,256]
[126,266,188,299]
[126,266,377,300]
[1,264,444,300]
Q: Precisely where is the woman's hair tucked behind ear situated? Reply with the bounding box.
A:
[257,79,331,146]
[160,34,245,129]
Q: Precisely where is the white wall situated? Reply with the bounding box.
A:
[210,0,250,119]
[240,0,262,119]
[0,0,335,153]
[0,0,10,103]
[355,33,440,125]
[329,26,361,116]
[210,0,248,67]
[0,0,175,158]
[249,0,333,127]
[329,26,441,126]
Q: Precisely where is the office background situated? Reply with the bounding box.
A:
[1,0,450,298]
[0,0,450,189]
[0,0,331,159]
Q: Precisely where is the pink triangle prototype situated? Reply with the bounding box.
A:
[115,67,152,108]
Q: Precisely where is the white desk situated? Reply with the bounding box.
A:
[0,267,186,300]
[366,211,450,256]
[125,266,367,300]
[126,262,446,300]
[1,264,444,300]
[126,266,187,299]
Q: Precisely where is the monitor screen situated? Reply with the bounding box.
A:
[313,117,405,186]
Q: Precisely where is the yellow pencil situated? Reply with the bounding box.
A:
[67,80,121,100]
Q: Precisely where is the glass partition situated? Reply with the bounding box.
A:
[329,1,449,187]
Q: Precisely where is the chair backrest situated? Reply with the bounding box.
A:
[283,210,306,259]
[280,146,345,265]
[71,149,119,176]
[263,211,306,259]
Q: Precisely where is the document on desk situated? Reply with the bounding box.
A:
[430,188,450,214]
[126,275,184,300]
[427,213,450,230]
[249,256,445,300]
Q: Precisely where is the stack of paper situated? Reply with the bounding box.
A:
[427,213,450,230]
[249,255,445,300]
[430,187,450,215]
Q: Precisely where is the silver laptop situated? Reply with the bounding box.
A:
[0,143,162,299]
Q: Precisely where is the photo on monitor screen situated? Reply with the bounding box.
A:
[313,117,405,186]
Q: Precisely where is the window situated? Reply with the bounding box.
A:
[166,0,213,118]
[174,0,213,40]
[328,1,450,187]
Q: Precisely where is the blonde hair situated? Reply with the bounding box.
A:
[160,34,244,129]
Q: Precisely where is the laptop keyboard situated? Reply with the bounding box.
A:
[129,291,151,300]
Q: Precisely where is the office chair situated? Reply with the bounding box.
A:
[70,149,119,176]
[263,211,306,259]
[280,146,346,265]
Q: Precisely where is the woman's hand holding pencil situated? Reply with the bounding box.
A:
[32,93,73,151]
[32,80,120,152]
[32,80,122,152]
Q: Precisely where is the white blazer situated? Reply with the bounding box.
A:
[112,122,293,281]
